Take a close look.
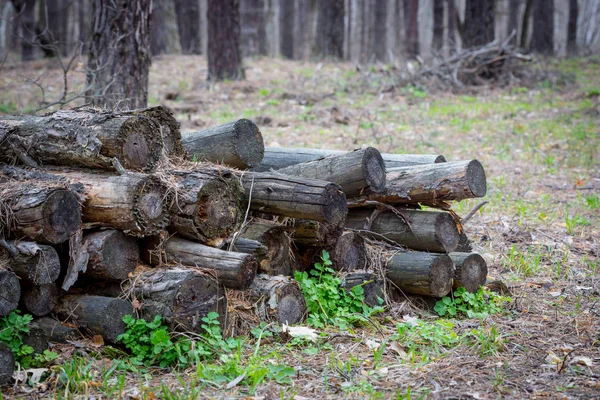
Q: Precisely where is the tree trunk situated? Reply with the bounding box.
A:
[0,110,165,172]
[530,0,553,54]
[507,0,521,44]
[240,221,295,276]
[143,236,257,290]
[345,209,460,253]
[0,181,81,244]
[207,0,244,81]
[236,172,348,226]
[292,219,343,247]
[567,0,578,55]
[22,283,58,316]
[314,0,344,59]
[12,0,36,61]
[449,252,488,293]
[151,0,182,55]
[279,0,294,58]
[247,274,306,325]
[294,0,309,59]
[54,170,171,236]
[373,0,387,61]
[181,119,264,169]
[0,269,20,316]
[341,271,384,307]
[54,295,132,344]
[167,168,243,245]
[45,0,70,56]
[240,0,266,56]
[520,0,533,48]
[446,0,456,53]
[276,148,386,197]
[403,0,419,58]
[349,160,487,207]
[463,0,496,48]
[386,252,454,297]
[80,230,139,281]
[174,0,202,54]
[34,317,79,342]
[0,342,15,385]
[432,0,444,53]
[3,241,61,285]
[86,0,152,109]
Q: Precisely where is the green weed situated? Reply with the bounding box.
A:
[434,287,511,319]
[503,245,543,277]
[585,194,600,210]
[393,318,460,359]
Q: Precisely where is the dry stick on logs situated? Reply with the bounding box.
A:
[240,221,296,276]
[53,295,132,344]
[168,168,243,245]
[254,147,446,171]
[386,252,455,297]
[349,160,487,207]
[0,110,165,172]
[237,172,348,226]
[341,271,384,308]
[3,241,61,285]
[346,209,460,253]
[22,283,59,316]
[181,119,265,169]
[0,342,15,385]
[276,148,386,197]
[0,181,81,244]
[449,252,488,293]
[247,274,307,325]
[0,269,20,316]
[80,230,139,281]
[53,170,171,236]
[143,236,257,290]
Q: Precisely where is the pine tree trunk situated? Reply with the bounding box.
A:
[446,0,457,53]
[46,0,70,56]
[13,0,36,61]
[520,0,533,48]
[314,0,344,59]
[240,0,266,56]
[530,0,554,54]
[403,0,419,58]
[432,0,444,52]
[463,0,496,48]
[174,0,202,54]
[151,0,182,55]
[207,0,244,81]
[567,0,578,55]
[86,0,152,109]
[507,0,521,44]
[279,0,294,58]
[373,0,387,61]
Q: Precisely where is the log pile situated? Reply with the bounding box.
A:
[0,106,489,381]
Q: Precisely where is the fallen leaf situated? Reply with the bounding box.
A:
[132,298,142,310]
[92,335,104,347]
[13,368,48,385]
[226,372,247,389]
[570,356,593,367]
[365,339,380,350]
[389,341,408,359]
[281,323,318,342]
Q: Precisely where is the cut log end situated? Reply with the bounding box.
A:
[195,178,241,241]
[42,189,81,244]
[331,232,367,272]
[322,183,348,226]
[466,160,487,198]
[134,176,171,234]
[0,270,20,317]
[119,117,162,172]
[23,283,59,316]
[0,342,15,385]
[362,147,386,193]
[434,212,461,253]
[9,243,61,285]
[451,252,488,293]
[233,119,265,168]
[429,255,455,297]
[169,275,227,331]
[84,230,139,281]
[249,275,306,325]
[277,290,306,325]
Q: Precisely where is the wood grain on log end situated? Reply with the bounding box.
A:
[83,230,139,281]
[429,255,454,297]
[232,119,265,168]
[117,116,163,172]
[434,212,461,252]
[23,283,59,316]
[450,252,488,293]
[39,189,81,244]
[322,183,348,226]
[362,147,386,193]
[135,176,171,232]
[0,342,15,385]
[8,242,61,285]
[466,160,487,198]
[331,231,367,272]
[249,275,306,325]
[0,270,20,316]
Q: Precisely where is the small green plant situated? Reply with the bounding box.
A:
[294,250,383,329]
[434,287,511,319]
[466,324,505,357]
[585,194,600,210]
[393,318,460,359]
[503,245,542,276]
[565,213,591,234]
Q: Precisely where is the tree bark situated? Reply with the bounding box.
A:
[520,0,533,48]
[373,0,387,61]
[567,0,578,55]
[236,172,348,226]
[446,0,457,53]
[345,209,460,253]
[86,0,151,109]
[386,252,454,297]
[530,0,553,54]
[240,221,295,276]
[0,269,20,316]
[207,0,244,81]
[167,168,243,245]
[181,119,264,169]
[34,317,79,342]
[22,283,58,316]
[45,0,70,56]
[240,0,266,56]
[349,160,487,207]
[463,0,496,48]
[279,0,294,58]
[292,219,343,247]
[229,238,269,270]
[0,110,165,172]
[54,295,132,344]
[80,230,139,281]
[449,252,488,293]
[314,0,344,59]
[276,148,386,197]
[174,0,202,54]
[507,0,521,44]
[151,0,181,55]
[3,241,60,285]
[341,271,384,307]
[0,342,14,385]
[12,0,36,61]
[432,0,444,53]
[403,0,419,58]
[247,274,306,325]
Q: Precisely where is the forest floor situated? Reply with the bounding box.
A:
[0,55,599,399]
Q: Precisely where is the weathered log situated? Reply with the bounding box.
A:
[449,252,488,293]
[53,295,132,344]
[123,105,184,158]
[34,317,79,342]
[455,230,474,252]
[0,269,20,316]
[143,236,257,290]
[345,209,460,253]
[22,283,59,316]
[386,252,454,297]
[22,323,49,354]
[349,160,487,206]
[0,110,164,172]
[240,221,295,276]
[54,170,171,236]
[276,148,386,196]
[0,342,15,385]
[247,274,306,325]
[168,168,243,245]
[254,147,446,171]
[3,241,61,285]
[81,230,139,281]
[296,231,366,272]
[0,181,81,244]
[292,219,343,247]
[182,119,264,168]
[341,271,384,308]
[237,172,347,226]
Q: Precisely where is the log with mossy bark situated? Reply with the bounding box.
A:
[345,208,460,253]
[0,180,81,244]
[0,110,165,172]
[80,230,139,281]
[254,147,446,171]
[53,170,171,236]
[276,148,386,197]
[349,160,487,207]
[236,172,347,226]
[182,119,264,169]
[341,271,384,308]
[386,252,454,297]
[247,274,306,325]
[0,342,14,385]
[143,236,257,290]
[123,105,184,158]
[1,241,61,285]
[22,283,58,316]
[0,268,21,316]
[167,168,243,245]
[449,252,488,293]
[240,221,295,276]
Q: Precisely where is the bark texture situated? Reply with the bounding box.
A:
[567,0,578,55]
[432,0,444,52]
[314,0,344,58]
[292,219,343,248]
[0,342,15,385]
[240,0,267,56]
[386,252,454,297]
[22,283,59,316]
[240,221,295,276]
[0,269,20,316]
[174,0,202,54]
[81,230,139,281]
[207,0,244,80]
[530,0,554,54]
[404,0,419,57]
[463,0,496,48]
[35,317,79,342]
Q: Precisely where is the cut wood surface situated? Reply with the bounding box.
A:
[22,283,59,316]
[277,148,386,196]
[0,342,14,385]
[449,252,488,293]
[168,168,243,245]
[81,230,139,281]
[341,271,384,307]
[330,231,367,272]
[0,269,21,316]
[0,110,164,172]
[292,219,343,247]
[346,208,460,253]
[123,105,184,158]
[237,172,347,226]
[255,147,446,171]
[248,274,306,325]
[386,252,454,297]
[3,241,61,285]
[349,160,487,206]
[54,295,132,344]
[240,221,295,276]
[182,119,264,168]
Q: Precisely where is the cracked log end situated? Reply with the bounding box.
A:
[41,189,81,244]
[362,147,387,193]
[466,160,487,198]
[233,119,265,168]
